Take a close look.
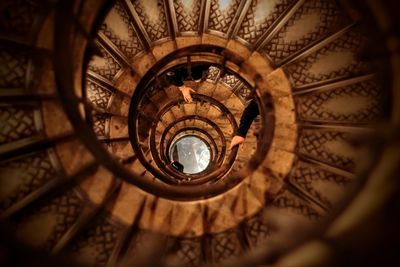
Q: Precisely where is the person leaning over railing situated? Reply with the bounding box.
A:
[165,64,259,150]
[165,64,209,103]
[229,98,259,149]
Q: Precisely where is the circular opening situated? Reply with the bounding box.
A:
[169,136,211,174]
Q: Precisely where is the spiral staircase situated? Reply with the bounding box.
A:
[0,0,399,266]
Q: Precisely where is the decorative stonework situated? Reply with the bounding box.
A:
[236,0,295,45]
[174,0,201,33]
[93,115,107,137]
[261,0,350,64]
[220,73,240,89]
[0,106,36,144]
[286,29,368,88]
[288,160,351,208]
[167,237,203,267]
[100,0,144,59]
[208,0,241,34]
[237,84,252,102]
[0,151,57,212]
[88,46,121,82]
[0,48,31,88]
[295,79,383,123]
[206,66,220,81]
[15,190,84,250]
[68,216,123,266]
[210,229,243,263]
[86,81,113,110]
[132,0,169,42]
[273,188,321,220]
[298,129,356,172]
[243,213,272,247]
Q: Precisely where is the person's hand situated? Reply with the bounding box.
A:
[179,86,195,103]
[230,135,245,150]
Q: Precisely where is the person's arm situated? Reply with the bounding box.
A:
[230,99,259,149]
[236,99,259,137]
[167,68,196,103]
[180,65,210,102]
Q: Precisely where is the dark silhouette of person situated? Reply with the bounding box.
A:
[171,161,184,172]
[165,64,209,102]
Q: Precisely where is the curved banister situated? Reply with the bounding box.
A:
[146,94,238,183]
[11,1,394,267]
[164,127,220,168]
[54,0,274,200]
[158,116,226,178]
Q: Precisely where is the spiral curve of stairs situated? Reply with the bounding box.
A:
[0,0,399,266]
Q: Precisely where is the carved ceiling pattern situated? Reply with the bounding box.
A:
[100,0,144,59]
[0,151,56,212]
[208,0,241,34]
[86,81,113,110]
[170,237,203,267]
[286,29,369,88]
[236,0,295,45]
[93,115,107,137]
[262,0,350,64]
[210,229,243,263]
[298,129,355,172]
[0,106,36,145]
[220,73,240,88]
[296,80,383,123]
[273,188,321,220]
[0,48,31,88]
[67,217,122,266]
[173,0,201,33]
[288,161,351,208]
[206,66,220,81]
[132,0,169,42]
[243,213,272,247]
[88,46,121,82]
[237,84,252,101]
